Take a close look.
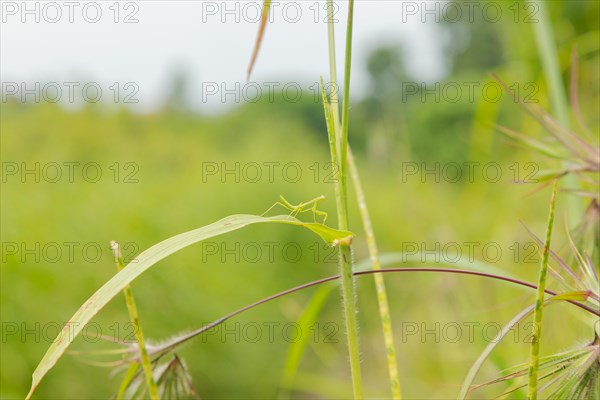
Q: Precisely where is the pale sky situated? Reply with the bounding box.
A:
[1,1,450,113]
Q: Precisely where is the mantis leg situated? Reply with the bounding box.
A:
[261,201,293,217]
[278,196,303,218]
[308,202,328,224]
[289,205,303,219]
[314,209,328,224]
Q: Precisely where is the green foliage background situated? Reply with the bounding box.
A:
[1,1,598,398]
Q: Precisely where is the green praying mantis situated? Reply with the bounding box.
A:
[262,195,328,225]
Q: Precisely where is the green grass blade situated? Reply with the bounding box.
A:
[458,304,534,400]
[320,76,338,169]
[26,214,353,399]
[117,362,141,400]
[325,0,341,138]
[547,290,590,302]
[279,284,336,397]
[339,0,355,199]
[528,182,558,400]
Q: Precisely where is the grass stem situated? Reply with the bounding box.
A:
[325,0,362,397]
[348,148,402,399]
[527,182,557,400]
[111,241,159,400]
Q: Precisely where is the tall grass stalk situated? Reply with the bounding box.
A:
[110,241,159,400]
[527,182,557,400]
[325,0,362,397]
[347,148,402,399]
[339,0,354,194]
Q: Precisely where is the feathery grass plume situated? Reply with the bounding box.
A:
[495,53,598,397]
[459,289,594,399]
[459,192,600,398]
[119,354,200,399]
[472,340,598,399]
[495,76,599,191]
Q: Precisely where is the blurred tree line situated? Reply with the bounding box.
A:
[5,1,598,170]
[157,1,598,170]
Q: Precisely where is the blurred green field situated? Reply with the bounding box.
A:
[0,96,590,398]
[2,1,599,399]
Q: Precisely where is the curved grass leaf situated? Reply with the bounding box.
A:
[26,214,352,399]
[458,303,535,400]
